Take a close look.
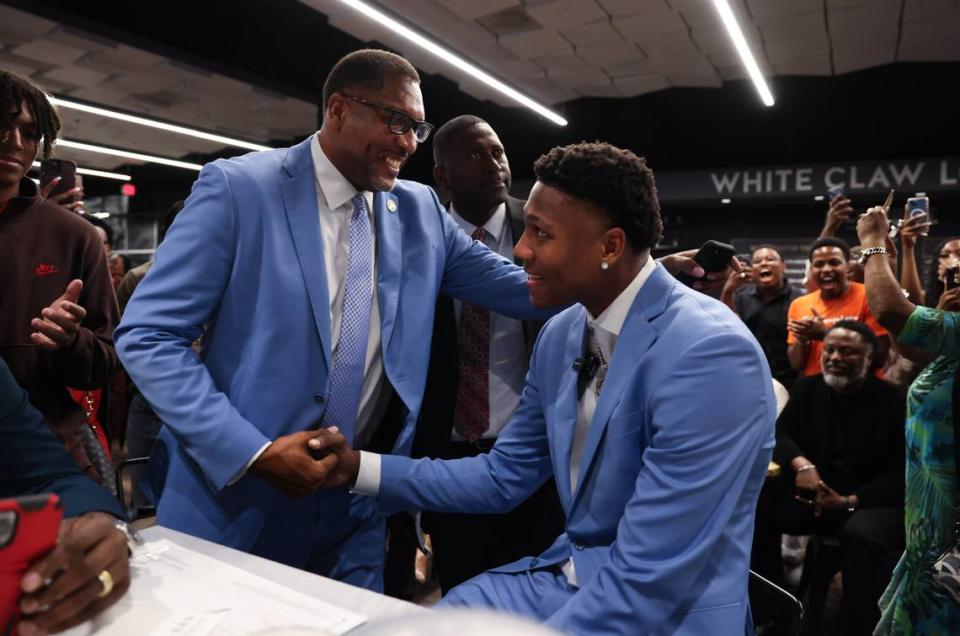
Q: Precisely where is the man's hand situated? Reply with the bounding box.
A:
[30,280,86,351]
[658,248,742,293]
[899,207,931,251]
[937,287,960,312]
[40,177,86,214]
[18,513,130,636]
[722,264,753,294]
[792,458,822,498]
[813,481,846,517]
[856,206,891,247]
[822,196,854,236]
[787,308,826,342]
[308,428,361,489]
[250,430,341,496]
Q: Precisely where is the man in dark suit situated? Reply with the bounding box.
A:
[1,356,130,634]
[411,115,563,594]
[755,319,905,635]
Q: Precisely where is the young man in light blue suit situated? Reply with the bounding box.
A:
[113,50,549,590]
[318,142,776,634]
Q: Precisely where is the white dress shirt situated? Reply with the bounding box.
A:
[355,257,657,524]
[232,135,388,482]
[449,203,528,441]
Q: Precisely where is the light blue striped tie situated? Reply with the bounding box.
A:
[322,193,373,442]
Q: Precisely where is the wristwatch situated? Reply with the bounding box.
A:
[113,519,143,554]
[858,246,890,264]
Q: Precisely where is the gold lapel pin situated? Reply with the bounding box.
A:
[387,199,397,213]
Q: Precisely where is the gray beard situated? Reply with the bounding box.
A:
[823,360,870,392]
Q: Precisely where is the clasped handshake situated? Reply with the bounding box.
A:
[248,427,362,497]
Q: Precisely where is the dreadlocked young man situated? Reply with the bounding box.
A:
[0,70,119,480]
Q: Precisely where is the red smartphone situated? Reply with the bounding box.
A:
[1,494,63,634]
[38,159,77,201]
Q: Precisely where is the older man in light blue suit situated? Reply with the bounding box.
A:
[114,50,547,590]
[323,142,775,634]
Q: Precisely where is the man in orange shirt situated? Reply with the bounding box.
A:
[787,237,888,377]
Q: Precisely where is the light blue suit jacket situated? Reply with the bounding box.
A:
[114,135,546,561]
[377,264,776,635]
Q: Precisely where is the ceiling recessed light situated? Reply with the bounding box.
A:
[711,0,775,107]
[50,97,273,152]
[56,140,203,171]
[334,0,567,126]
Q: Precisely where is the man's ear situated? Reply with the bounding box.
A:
[601,227,628,264]
[325,94,347,132]
[433,164,449,193]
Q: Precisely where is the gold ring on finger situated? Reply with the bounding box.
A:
[97,569,114,598]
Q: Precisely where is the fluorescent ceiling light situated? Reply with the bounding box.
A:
[31,161,132,182]
[335,0,567,126]
[57,140,203,171]
[50,97,273,152]
[711,0,775,107]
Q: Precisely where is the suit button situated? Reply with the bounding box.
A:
[573,543,584,551]
[314,395,325,405]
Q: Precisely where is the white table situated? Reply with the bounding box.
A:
[66,525,422,635]
[140,525,421,621]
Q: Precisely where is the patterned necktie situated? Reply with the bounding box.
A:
[322,193,373,442]
[454,226,491,442]
[589,327,608,398]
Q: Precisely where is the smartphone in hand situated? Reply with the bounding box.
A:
[1,494,63,631]
[677,239,737,287]
[38,159,77,202]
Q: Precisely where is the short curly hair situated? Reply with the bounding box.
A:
[533,142,663,251]
[322,49,420,111]
[1,70,60,160]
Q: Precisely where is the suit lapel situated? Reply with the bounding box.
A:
[553,310,588,509]
[569,263,671,511]
[375,191,402,354]
[506,196,526,266]
[280,137,332,376]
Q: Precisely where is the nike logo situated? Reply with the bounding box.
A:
[35,263,60,276]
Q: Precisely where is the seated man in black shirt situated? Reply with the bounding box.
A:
[754,320,905,635]
[721,245,803,389]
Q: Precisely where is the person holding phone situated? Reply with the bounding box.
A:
[0,70,120,484]
[857,206,960,633]
[1,356,131,635]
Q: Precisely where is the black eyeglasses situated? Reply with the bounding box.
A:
[343,95,434,143]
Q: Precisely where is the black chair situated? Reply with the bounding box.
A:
[795,535,842,633]
[115,456,156,522]
[750,569,804,636]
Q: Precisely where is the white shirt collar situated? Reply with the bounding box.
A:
[588,255,656,337]
[449,202,508,243]
[310,133,372,212]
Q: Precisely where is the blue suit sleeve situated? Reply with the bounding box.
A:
[0,359,125,519]
[547,332,774,634]
[378,343,554,514]
[114,163,270,491]
[435,191,552,321]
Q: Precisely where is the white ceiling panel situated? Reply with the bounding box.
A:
[576,43,644,67]
[439,0,520,21]
[614,73,671,97]
[526,0,606,30]
[13,40,86,66]
[0,6,57,44]
[746,0,823,25]
[38,65,112,88]
[560,19,622,47]
[598,0,670,18]
[499,29,571,58]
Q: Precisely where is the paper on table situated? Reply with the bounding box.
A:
[63,539,367,636]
